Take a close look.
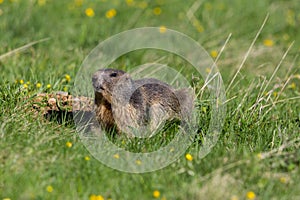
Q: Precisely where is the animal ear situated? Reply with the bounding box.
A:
[119,73,135,91]
[122,73,131,81]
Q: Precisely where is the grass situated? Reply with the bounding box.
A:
[0,0,300,199]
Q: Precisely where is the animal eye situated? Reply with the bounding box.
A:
[110,72,118,77]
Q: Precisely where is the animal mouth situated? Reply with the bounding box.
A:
[93,84,105,92]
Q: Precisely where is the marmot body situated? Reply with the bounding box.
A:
[92,68,193,136]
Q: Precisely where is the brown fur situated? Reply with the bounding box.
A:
[92,68,193,135]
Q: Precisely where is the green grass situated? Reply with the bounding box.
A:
[1,0,300,199]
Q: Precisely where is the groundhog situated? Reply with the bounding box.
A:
[92,68,193,137]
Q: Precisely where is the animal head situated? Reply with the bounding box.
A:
[92,68,133,103]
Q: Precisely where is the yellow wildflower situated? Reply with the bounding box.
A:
[273,91,277,97]
[205,67,211,74]
[256,153,263,160]
[20,79,24,84]
[113,154,119,159]
[153,7,162,15]
[192,19,204,33]
[159,26,167,33]
[46,185,53,193]
[210,50,218,58]
[85,8,95,17]
[47,84,51,89]
[85,156,90,161]
[288,82,296,90]
[63,86,68,92]
[89,194,104,200]
[185,153,193,161]
[106,9,117,19]
[136,159,142,165]
[65,74,71,82]
[23,84,28,89]
[66,141,72,148]
[153,190,160,198]
[263,39,274,47]
[0,0,4,4]
[96,196,104,200]
[196,24,204,32]
[246,191,256,200]
[279,177,288,184]
[38,0,46,6]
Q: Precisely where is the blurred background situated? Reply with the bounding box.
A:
[0,0,299,83]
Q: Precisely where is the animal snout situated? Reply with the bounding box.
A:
[92,75,105,91]
[94,84,105,91]
[93,82,105,91]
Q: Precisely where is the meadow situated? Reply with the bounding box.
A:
[0,0,300,199]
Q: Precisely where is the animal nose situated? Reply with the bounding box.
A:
[92,72,106,91]
[92,79,105,91]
